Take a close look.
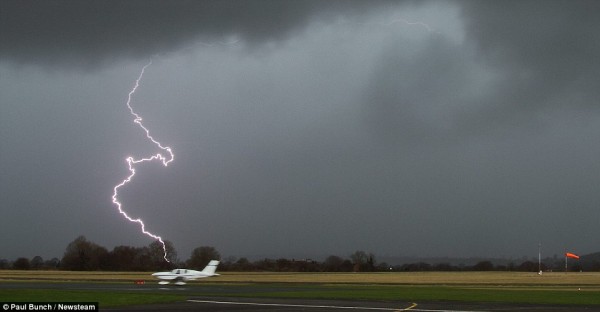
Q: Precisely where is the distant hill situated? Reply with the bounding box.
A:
[580,252,600,271]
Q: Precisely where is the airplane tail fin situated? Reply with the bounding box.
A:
[201,260,220,276]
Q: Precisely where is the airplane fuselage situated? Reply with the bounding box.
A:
[152,269,210,280]
[151,260,220,285]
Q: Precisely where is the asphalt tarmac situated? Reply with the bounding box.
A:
[1,282,596,312]
[107,297,599,312]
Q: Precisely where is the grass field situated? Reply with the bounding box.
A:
[2,270,600,307]
[220,284,600,305]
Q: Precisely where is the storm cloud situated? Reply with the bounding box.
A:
[1,0,403,68]
[1,0,599,261]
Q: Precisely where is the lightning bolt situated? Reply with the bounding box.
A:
[112,60,174,262]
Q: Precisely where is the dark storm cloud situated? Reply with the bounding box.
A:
[363,34,481,146]
[0,0,405,68]
[2,0,600,261]
[458,0,600,120]
[363,0,600,144]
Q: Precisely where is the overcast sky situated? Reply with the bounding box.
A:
[1,0,599,262]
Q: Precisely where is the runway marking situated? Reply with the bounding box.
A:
[396,302,418,311]
[187,299,486,312]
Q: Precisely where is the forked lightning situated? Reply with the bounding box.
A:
[111,60,174,262]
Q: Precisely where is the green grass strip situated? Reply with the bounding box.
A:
[204,284,600,306]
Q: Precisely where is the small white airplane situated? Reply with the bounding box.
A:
[152,260,220,285]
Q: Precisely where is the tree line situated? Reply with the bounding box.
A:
[1,236,220,271]
[2,236,599,272]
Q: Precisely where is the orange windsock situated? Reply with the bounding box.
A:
[565,252,580,259]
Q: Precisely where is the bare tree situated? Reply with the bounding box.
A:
[187,246,220,269]
[13,257,30,270]
[108,245,138,271]
[149,240,177,270]
[350,250,368,272]
[43,258,60,269]
[234,257,252,271]
[324,255,345,272]
[30,256,44,269]
[132,246,152,271]
[61,235,108,270]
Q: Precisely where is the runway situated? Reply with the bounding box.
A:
[107,298,480,311]
[107,297,594,312]
[0,282,594,312]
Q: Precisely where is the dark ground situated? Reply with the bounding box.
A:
[1,282,597,312]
